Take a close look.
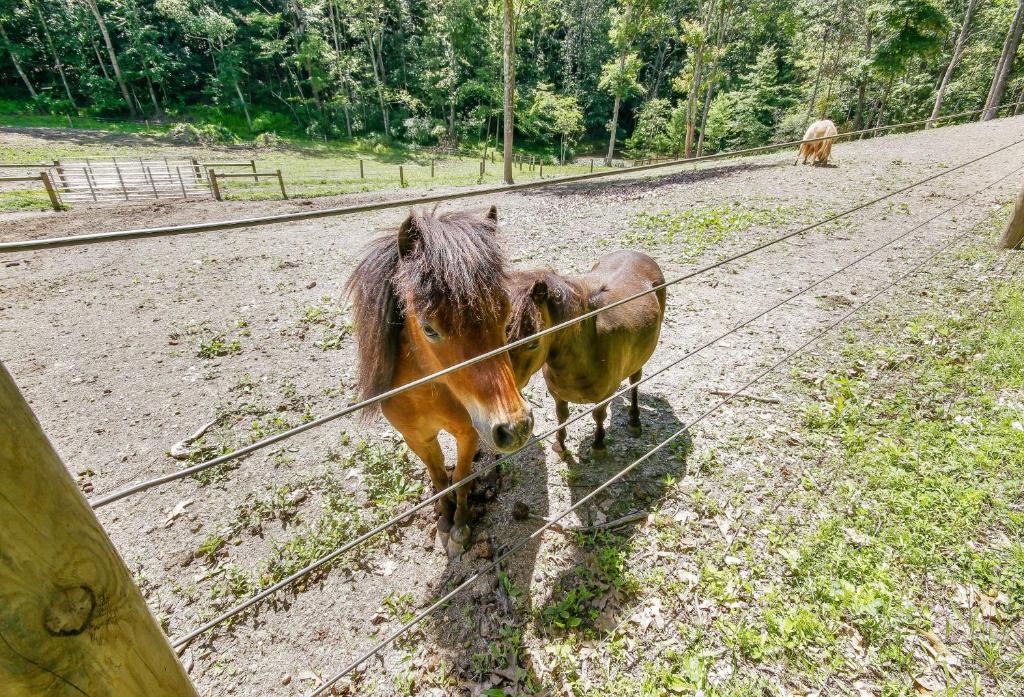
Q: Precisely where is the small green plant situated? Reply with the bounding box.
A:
[197,335,242,358]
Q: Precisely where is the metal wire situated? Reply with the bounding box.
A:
[168,153,1024,650]
[1,103,1020,254]
[89,134,1024,510]
[306,180,1005,695]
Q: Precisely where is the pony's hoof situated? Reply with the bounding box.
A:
[551,440,566,456]
[592,444,608,460]
[628,423,642,437]
[447,525,471,558]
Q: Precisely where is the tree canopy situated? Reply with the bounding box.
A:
[0,0,1022,157]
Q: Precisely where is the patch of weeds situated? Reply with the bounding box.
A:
[301,297,353,350]
[197,335,242,358]
[623,202,800,260]
[538,531,637,635]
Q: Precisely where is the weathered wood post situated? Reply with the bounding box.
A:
[431,159,435,178]
[359,159,364,179]
[539,161,543,178]
[209,169,222,201]
[399,165,406,187]
[39,172,63,211]
[0,362,199,697]
[251,159,259,183]
[276,169,288,199]
[590,159,594,173]
[998,182,1024,249]
[51,160,67,189]
[191,157,202,181]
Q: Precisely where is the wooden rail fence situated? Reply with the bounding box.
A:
[208,168,287,201]
[0,172,63,210]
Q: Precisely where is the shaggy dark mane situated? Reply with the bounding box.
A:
[345,208,508,412]
[507,269,584,342]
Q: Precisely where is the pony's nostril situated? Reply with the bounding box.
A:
[492,423,516,450]
[521,414,535,438]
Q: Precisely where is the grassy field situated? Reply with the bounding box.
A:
[0,113,618,212]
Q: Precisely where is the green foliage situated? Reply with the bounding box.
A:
[624,97,679,155]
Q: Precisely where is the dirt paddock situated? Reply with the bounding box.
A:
[2,117,1023,695]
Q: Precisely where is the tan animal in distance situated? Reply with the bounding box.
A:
[796,119,838,166]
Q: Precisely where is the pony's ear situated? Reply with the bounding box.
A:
[397,214,419,257]
[486,205,498,224]
[531,279,548,303]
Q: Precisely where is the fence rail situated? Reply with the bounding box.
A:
[0,172,63,210]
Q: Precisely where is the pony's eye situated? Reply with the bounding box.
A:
[421,323,441,341]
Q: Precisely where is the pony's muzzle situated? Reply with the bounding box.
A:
[492,412,534,451]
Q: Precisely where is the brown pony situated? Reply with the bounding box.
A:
[346,206,533,555]
[507,250,666,455]
[796,119,838,166]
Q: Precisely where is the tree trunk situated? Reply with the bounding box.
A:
[83,0,136,116]
[982,0,1024,121]
[0,361,199,697]
[685,48,705,158]
[145,75,163,118]
[605,48,627,166]
[855,20,872,134]
[234,81,253,131]
[0,24,38,99]
[502,0,515,184]
[929,0,979,127]
[33,0,76,107]
[696,79,716,156]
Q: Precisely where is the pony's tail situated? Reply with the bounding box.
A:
[345,236,404,419]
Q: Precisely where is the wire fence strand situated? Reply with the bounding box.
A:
[1,103,1021,255]
[90,134,1024,510]
[305,164,1017,696]
[168,151,1024,650]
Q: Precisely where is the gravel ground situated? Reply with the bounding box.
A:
[1,116,1023,696]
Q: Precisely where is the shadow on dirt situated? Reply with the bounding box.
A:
[419,387,689,695]
[529,160,786,199]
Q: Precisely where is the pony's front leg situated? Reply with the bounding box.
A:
[448,426,480,556]
[592,403,608,457]
[552,398,570,455]
[404,434,454,536]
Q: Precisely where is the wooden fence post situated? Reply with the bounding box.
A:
[191,157,202,181]
[399,165,406,187]
[39,172,63,211]
[590,159,594,173]
[0,362,199,697]
[276,169,288,199]
[209,169,222,201]
[431,159,435,178]
[359,159,364,179]
[539,161,543,178]
[251,159,259,182]
[998,182,1024,249]
[51,160,66,189]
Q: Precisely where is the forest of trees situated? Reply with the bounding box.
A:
[1,0,1023,160]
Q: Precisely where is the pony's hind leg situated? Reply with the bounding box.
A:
[404,434,453,535]
[592,403,609,456]
[551,398,570,455]
[448,426,481,556]
[628,370,643,437]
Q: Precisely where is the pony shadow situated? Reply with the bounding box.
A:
[417,388,689,695]
[530,160,785,199]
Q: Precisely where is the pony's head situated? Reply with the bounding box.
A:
[347,205,533,452]
[506,269,580,389]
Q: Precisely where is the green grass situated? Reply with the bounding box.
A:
[0,188,53,213]
[541,257,1024,695]
[0,109,619,205]
[616,202,806,260]
[203,439,424,609]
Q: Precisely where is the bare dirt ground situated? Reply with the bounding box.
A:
[2,116,1023,696]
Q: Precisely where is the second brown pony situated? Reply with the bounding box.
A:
[346,206,533,556]
[507,250,666,455]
